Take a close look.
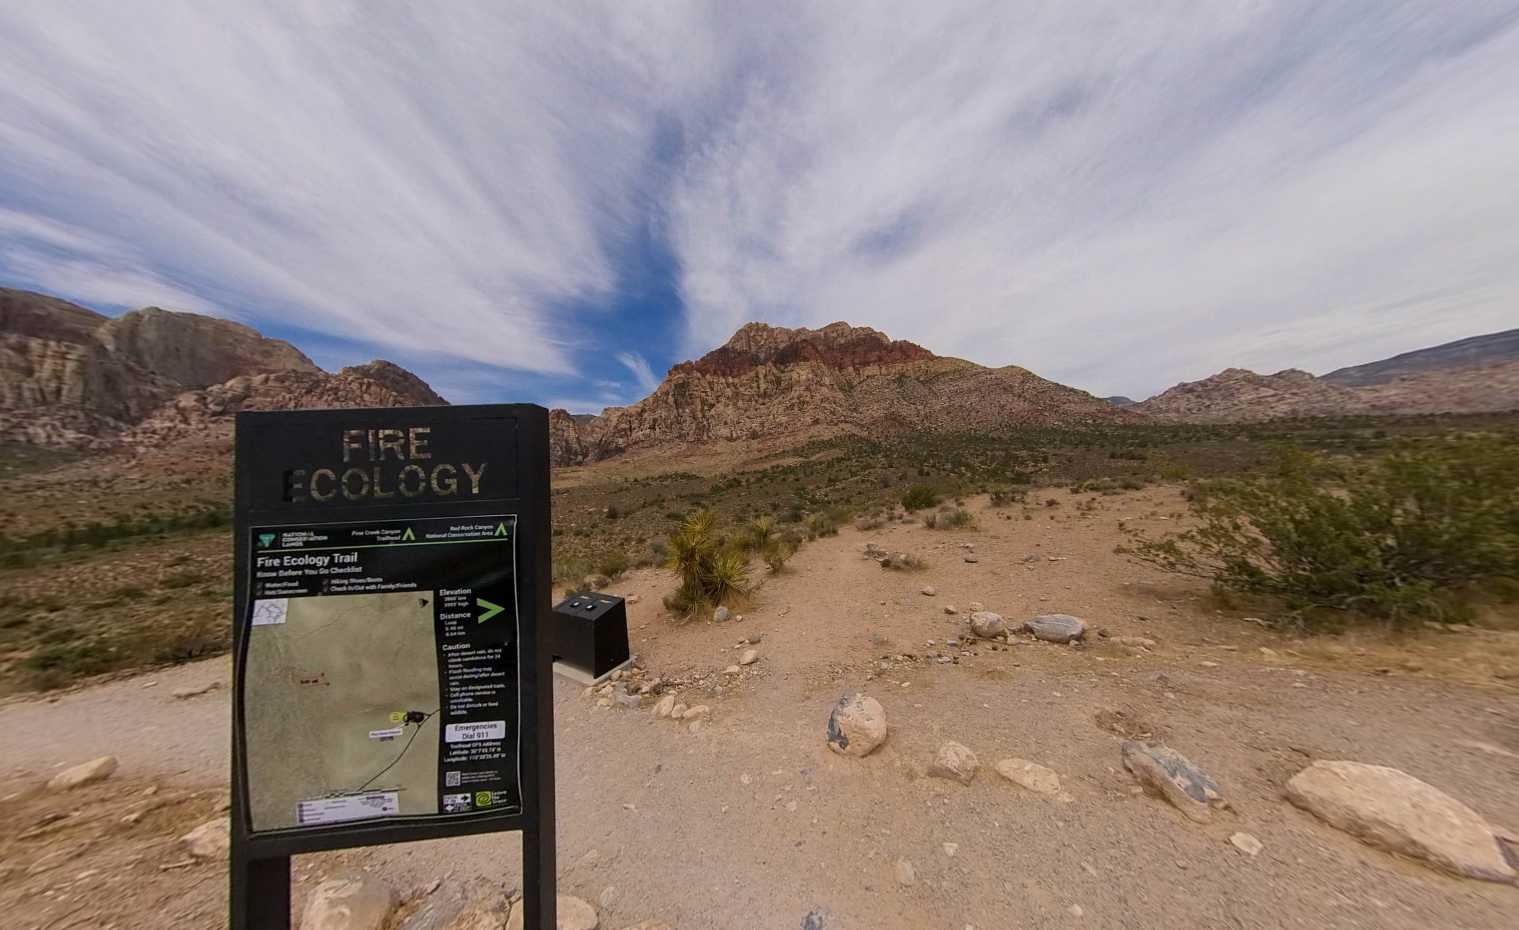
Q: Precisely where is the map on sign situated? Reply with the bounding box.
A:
[244,590,442,830]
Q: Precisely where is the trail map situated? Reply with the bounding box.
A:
[240,515,521,833]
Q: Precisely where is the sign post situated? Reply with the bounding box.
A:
[230,404,555,929]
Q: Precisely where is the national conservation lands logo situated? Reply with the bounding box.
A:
[258,533,277,547]
[282,426,492,504]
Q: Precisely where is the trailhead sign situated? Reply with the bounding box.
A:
[231,405,555,930]
[243,515,521,830]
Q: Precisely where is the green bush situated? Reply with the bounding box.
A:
[989,488,1026,507]
[593,550,630,579]
[901,485,939,511]
[664,510,750,616]
[1131,439,1519,626]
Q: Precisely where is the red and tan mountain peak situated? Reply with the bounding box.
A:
[550,321,1134,466]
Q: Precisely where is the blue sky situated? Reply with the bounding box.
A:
[2,2,1517,409]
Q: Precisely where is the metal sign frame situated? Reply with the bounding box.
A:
[229,404,555,929]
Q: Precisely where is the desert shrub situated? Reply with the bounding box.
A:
[763,537,797,573]
[664,510,750,616]
[855,513,886,531]
[901,485,939,511]
[879,551,927,571]
[925,507,974,529]
[746,517,777,553]
[1130,440,1519,626]
[989,488,1026,507]
[593,549,630,579]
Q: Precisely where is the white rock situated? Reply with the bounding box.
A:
[180,819,229,859]
[505,895,599,930]
[1023,614,1086,644]
[895,858,917,886]
[1285,760,1516,882]
[968,602,984,612]
[927,741,980,785]
[670,702,688,719]
[943,605,958,615]
[713,606,732,622]
[1229,832,1263,857]
[1112,636,1156,649]
[942,842,959,857]
[995,758,1071,801]
[738,649,758,666]
[921,586,937,596]
[724,665,741,675]
[47,756,118,791]
[826,693,888,757]
[969,612,1006,639]
[653,695,675,718]
[299,874,395,930]
[682,705,710,721]
[171,681,220,699]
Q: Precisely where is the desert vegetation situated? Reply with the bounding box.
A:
[1132,436,1519,628]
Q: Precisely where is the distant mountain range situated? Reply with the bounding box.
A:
[1,286,1514,468]
[1133,329,1519,422]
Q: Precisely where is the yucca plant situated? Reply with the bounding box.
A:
[663,509,750,616]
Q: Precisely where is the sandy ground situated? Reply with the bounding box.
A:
[3,489,1518,930]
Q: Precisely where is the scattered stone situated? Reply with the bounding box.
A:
[969,612,1006,639]
[944,605,958,615]
[739,649,759,666]
[1199,661,1219,669]
[300,873,396,930]
[670,703,688,719]
[505,895,599,930]
[47,756,118,791]
[963,555,978,563]
[927,741,979,785]
[1068,904,1084,918]
[180,819,230,859]
[653,695,675,718]
[1285,760,1516,882]
[1022,553,1040,563]
[826,693,888,757]
[171,681,220,699]
[626,594,641,605]
[1024,614,1086,644]
[1112,636,1156,649]
[612,691,640,709]
[995,758,1072,802]
[801,912,825,930]
[1121,742,1226,823]
[968,602,984,611]
[724,665,741,675]
[921,586,937,597]
[895,858,917,886]
[1229,832,1263,857]
[682,705,710,721]
[943,842,959,856]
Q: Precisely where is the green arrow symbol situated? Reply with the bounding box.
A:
[476,598,505,624]
[494,522,508,537]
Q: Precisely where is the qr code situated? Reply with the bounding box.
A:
[445,771,461,787]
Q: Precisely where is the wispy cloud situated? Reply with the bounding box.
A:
[3,2,1516,402]
[615,351,660,394]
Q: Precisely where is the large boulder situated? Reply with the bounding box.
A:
[300,874,396,930]
[927,741,980,784]
[1285,760,1516,883]
[969,612,1006,639]
[1024,614,1086,643]
[1121,742,1226,823]
[505,895,598,930]
[826,693,888,757]
[47,756,118,791]
[180,819,230,859]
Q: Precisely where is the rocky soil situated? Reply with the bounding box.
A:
[3,489,1517,929]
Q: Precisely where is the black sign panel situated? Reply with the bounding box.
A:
[230,404,555,929]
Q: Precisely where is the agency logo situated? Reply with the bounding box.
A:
[257,533,277,548]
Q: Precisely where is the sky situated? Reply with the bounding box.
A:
[2,1,1517,409]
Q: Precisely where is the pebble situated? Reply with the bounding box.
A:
[895,859,917,886]
[180,819,230,859]
[739,649,759,666]
[714,606,732,622]
[724,665,742,675]
[1121,742,1226,823]
[921,586,937,596]
[927,741,980,785]
[170,681,220,699]
[944,605,958,615]
[682,705,710,721]
[654,695,676,718]
[1230,832,1263,857]
[671,702,689,719]
[942,842,958,857]
[1023,614,1086,644]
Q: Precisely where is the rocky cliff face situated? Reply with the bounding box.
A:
[549,321,1134,466]
[125,361,448,451]
[0,288,444,450]
[1136,361,1519,422]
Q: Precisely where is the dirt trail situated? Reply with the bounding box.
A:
[4,490,1519,929]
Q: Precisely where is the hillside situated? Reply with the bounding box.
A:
[1324,329,1519,387]
[0,288,444,451]
[549,321,1136,465]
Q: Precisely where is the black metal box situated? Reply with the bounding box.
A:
[550,592,630,679]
